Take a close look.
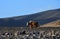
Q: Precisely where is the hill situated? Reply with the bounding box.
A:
[0,9,60,27]
[41,20,60,27]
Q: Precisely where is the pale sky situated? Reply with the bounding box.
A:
[0,0,60,18]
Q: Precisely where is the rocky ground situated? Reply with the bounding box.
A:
[0,27,60,39]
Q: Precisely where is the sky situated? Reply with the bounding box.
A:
[0,0,60,18]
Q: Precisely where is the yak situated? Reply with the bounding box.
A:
[27,20,38,29]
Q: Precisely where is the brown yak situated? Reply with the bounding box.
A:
[26,20,38,29]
